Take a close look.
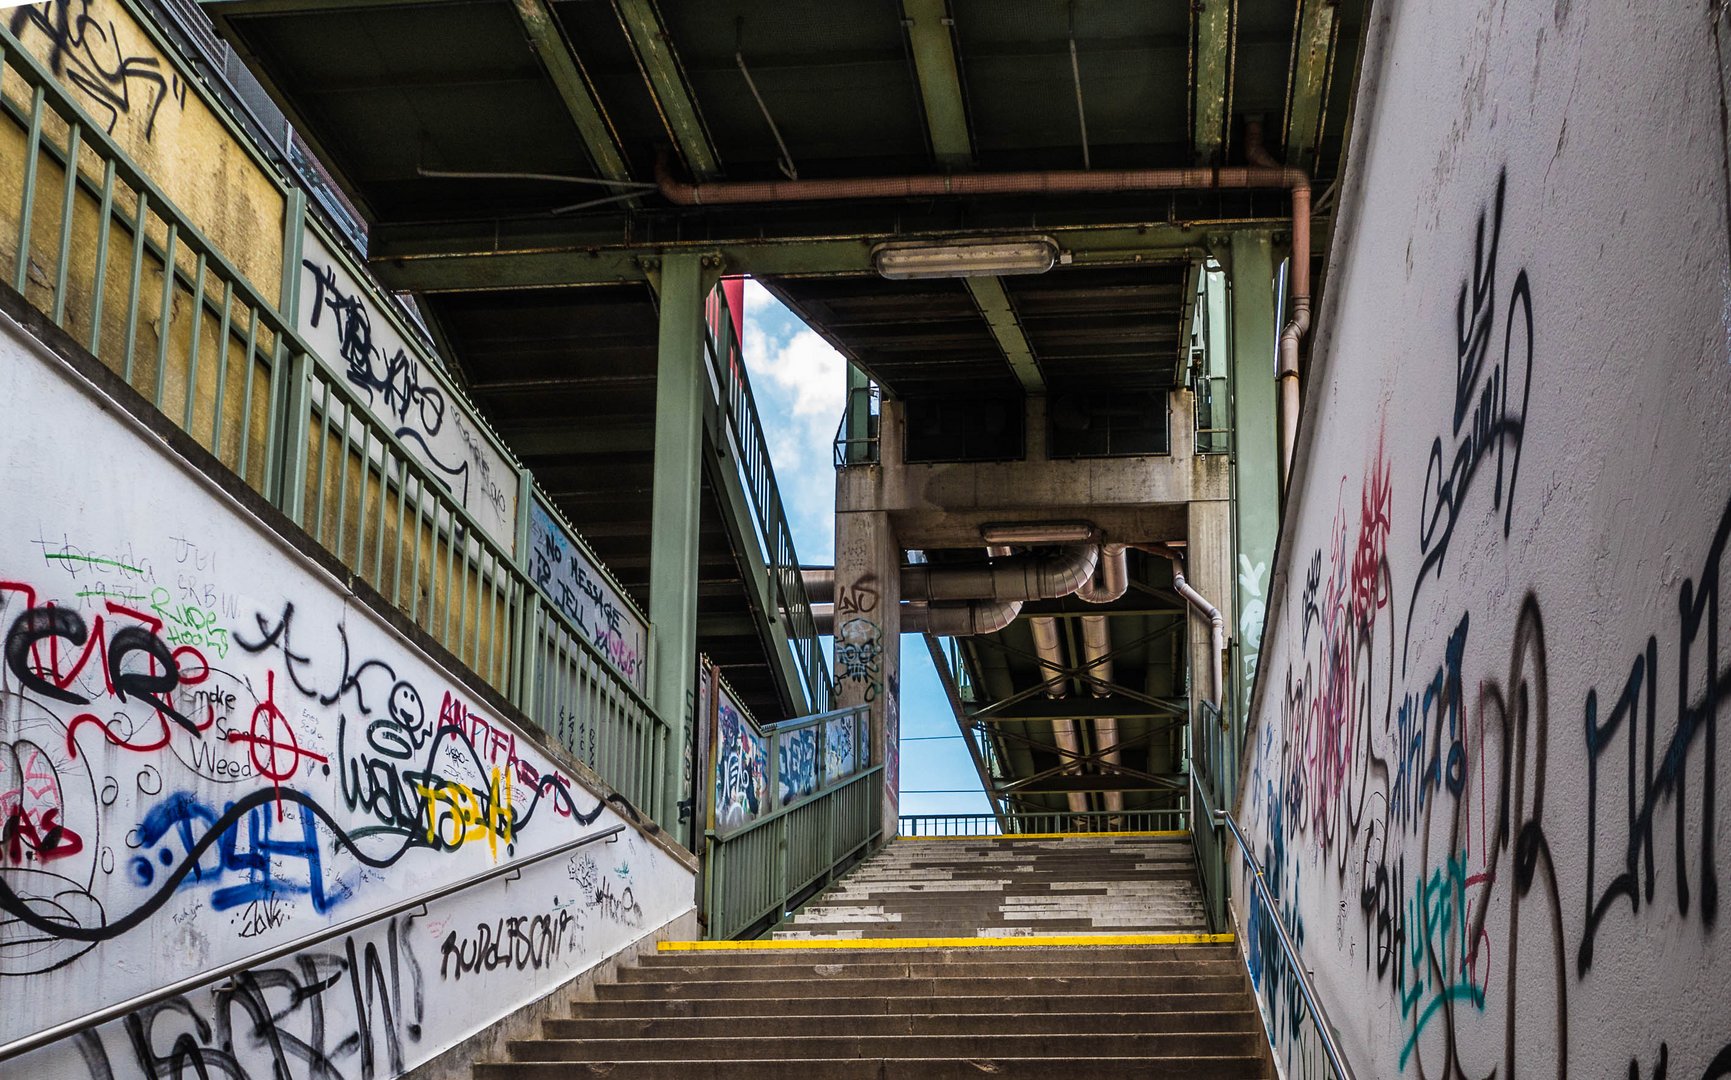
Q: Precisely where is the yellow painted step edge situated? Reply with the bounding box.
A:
[659,932,1235,952]
[895,830,1191,841]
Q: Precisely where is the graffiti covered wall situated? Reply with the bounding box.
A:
[297,227,518,551]
[1233,5,1731,1079]
[527,500,646,692]
[712,685,765,831]
[0,310,694,1078]
[4,0,287,305]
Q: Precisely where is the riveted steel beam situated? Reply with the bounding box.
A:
[965,276,1043,393]
[1283,0,1340,173]
[901,0,972,169]
[370,223,1215,291]
[512,0,632,187]
[198,0,471,13]
[1190,0,1236,165]
[611,0,720,179]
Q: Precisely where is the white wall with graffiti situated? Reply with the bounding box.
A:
[1233,4,1731,1079]
[0,310,695,1078]
[297,226,518,551]
[527,498,647,693]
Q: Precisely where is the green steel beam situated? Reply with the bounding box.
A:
[611,0,720,179]
[901,0,972,169]
[199,0,471,13]
[1227,231,1279,729]
[647,252,709,847]
[1190,0,1236,165]
[972,697,1187,723]
[998,774,1186,795]
[371,224,1215,291]
[511,0,633,186]
[964,276,1044,393]
[924,635,1007,825]
[1283,0,1339,173]
[703,406,813,719]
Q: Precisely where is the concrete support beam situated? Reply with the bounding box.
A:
[833,506,901,841]
[1191,0,1237,164]
[966,277,1045,394]
[1282,0,1340,172]
[512,0,633,187]
[901,0,972,168]
[611,0,720,179]
[647,252,709,846]
[1226,231,1278,725]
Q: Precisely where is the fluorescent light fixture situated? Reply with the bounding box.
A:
[873,236,1059,280]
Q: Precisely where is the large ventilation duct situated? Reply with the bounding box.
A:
[802,544,1098,607]
[1029,616,1089,815]
[1080,614,1125,815]
[901,545,1099,605]
[811,599,1024,636]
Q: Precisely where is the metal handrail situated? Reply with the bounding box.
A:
[0,824,626,1064]
[1211,808,1358,1080]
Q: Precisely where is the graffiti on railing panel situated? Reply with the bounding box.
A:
[778,728,816,805]
[824,711,857,783]
[713,690,765,831]
[527,501,646,692]
[297,230,517,550]
[1,332,694,1079]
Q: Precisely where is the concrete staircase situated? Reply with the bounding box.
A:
[777,833,1208,938]
[472,835,1272,1078]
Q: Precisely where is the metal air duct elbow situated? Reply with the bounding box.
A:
[1075,543,1129,604]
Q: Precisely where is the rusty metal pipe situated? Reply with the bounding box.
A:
[657,156,1308,205]
[1139,544,1225,711]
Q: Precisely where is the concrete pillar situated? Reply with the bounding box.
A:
[833,504,901,841]
[648,252,709,846]
[1226,232,1280,727]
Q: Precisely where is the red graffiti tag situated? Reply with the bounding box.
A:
[226,671,326,820]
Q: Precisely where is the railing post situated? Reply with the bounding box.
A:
[276,349,314,525]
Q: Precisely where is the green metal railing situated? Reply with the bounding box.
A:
[1190,698,1238,931]
[705,293,829,710]
[525,597,667,822]
[832,379,881,466]
[705,703,878,939]
[898,809,1188,837]
[0,24,674,829]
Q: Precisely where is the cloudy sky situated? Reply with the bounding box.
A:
[739,280,991,820]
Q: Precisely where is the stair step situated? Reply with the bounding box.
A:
[618,959,1243,982]
[541,1009,1262,1039]
[573,991,1255,1019]
[638,944,1240,965]
[507,1032,1263,1062]
[475,1055,1269,1079]
[597,973,1248,1000]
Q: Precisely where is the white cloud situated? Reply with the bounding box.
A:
[740,280,847,563]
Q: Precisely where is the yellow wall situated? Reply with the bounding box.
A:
[5,0,286,305]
